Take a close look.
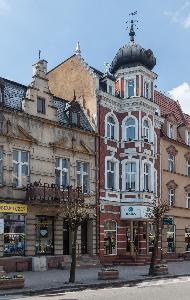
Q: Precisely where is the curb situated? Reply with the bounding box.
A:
[1,273,190,296]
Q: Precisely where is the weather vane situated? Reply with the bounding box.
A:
[126,11,139,42]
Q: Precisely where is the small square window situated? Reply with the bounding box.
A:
[37,98,45,114]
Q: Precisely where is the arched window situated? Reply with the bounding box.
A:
[106,116,115,140]
[125,117,136,141]
[143,119,150,141]
[104,220,117,255]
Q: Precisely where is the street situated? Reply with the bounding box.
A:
[2,276,190,300]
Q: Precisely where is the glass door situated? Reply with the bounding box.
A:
[133,222,139,254]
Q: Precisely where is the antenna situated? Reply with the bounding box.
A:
[126,11,139,42]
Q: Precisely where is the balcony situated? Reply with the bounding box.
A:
[26,182,82,204]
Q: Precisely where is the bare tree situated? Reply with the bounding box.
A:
[147,199,169,276]
[60,186,91,283]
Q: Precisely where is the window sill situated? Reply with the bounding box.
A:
[12,186,27,191]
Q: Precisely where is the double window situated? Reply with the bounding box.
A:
[13,150,29,187]
[106,161,116,190]
[106,116,116,140]
[168,154,175,173]
[126,162,136,191]
[77,162,89,193]
[125,117,136,141]
[55,158,69,189]
[168,189,175,206]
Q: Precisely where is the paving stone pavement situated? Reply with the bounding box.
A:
[1,261,190,295]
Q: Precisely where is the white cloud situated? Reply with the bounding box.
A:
[168,82,190,114]
[0,0,10,15]
[164,1,190,29]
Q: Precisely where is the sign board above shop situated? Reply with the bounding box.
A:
[0,203,27,214]
[120,205,153,220]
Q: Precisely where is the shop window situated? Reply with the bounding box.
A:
[13,149,29,187]
[77,161,89,193]
[185,226,190,252]
[168,154,175,173]
[187,192,190,208]
[168,189,175,206]
[4,214,25,256]
[148,223,156,253]
[143,119,150,141]
[125,117,136,141]
[166,224,175,253]
[143,163,151,192]
[55,158,69,189]
[106,160,116,190]
[0,147,3,185]
[126,162,136,191]
[106,115,116,140]
[127,79,135,97]
[37,97,46,114]
[35,216,54,255]
[104,220,117,255]
[187,160,190,176]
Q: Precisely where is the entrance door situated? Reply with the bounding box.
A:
[133,222,139,254]
[81,220,88,254]
[63,223,70,255]
[126,222,131,253]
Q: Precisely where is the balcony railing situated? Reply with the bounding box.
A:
[26,182,83,204]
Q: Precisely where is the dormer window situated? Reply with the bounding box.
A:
[169,124,174,139]
[37,97,46,114]
[127,79,135,97]
[144,82,149,99]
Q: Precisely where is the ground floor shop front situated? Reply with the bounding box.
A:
[99,205,190,264]
[0,202,96,272]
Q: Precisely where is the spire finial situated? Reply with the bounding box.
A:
[38,50,41,60]
[126,11,138,42]
[75,42,81,55]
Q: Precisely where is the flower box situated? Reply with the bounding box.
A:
[151,264,168,276]
[0,275,24,289]
[98,268,119,280]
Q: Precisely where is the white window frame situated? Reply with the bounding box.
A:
[168,154,175,173]
[104,220,117,256]
[106,160,116,190]
[126,79,135,97]
[122,115,138,141]
[187,192,190,208]
[144,81,149,99]
[187,160,190,177]
[55,158,69,188]
[105,112,119,141]
[169,124,174,139]
[142,116,153,142]
[125,162,136,191]
[168,189,175,206]
[141,160,154,193]
[186,131,190,146]
[105,157,119,191]
[76,161,90,193]
[13,149,29,188]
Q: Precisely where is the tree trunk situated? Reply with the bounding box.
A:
[69,228,78,283]
[149,221,160,276]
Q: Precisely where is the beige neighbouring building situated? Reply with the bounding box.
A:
[0,58,97,272]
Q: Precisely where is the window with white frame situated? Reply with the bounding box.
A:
[104,220,117,255]
[143,120,150,141]
[187,192,190,208]
[77,162,89,193]
[0,147,3,185]
[187,160,190,176]
[169,124,174,139]
[13,150,29,187]
[55,158,69,188]
[187,131,190,146]
[106,116,116,140]
[125,117,136,141]
[144,163,151,191]
[127,79,135,97]
[144,82,149,99]
[126,162,136,191]
[168,154,175,172]
[106,160,116,190]
[168,189,175,206]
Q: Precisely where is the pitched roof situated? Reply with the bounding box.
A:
[154,90,186,125]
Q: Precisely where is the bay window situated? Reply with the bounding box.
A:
[125,117,136,141]
[127,79,135,97]
[77,162,89,193]
[106,160,116,190]
[13,149,29,187]
[126,162,136,191]
[55,158,69,189]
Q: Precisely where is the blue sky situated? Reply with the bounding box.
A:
[0,0,190,112]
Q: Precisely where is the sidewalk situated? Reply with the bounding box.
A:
[1,261,190,296]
